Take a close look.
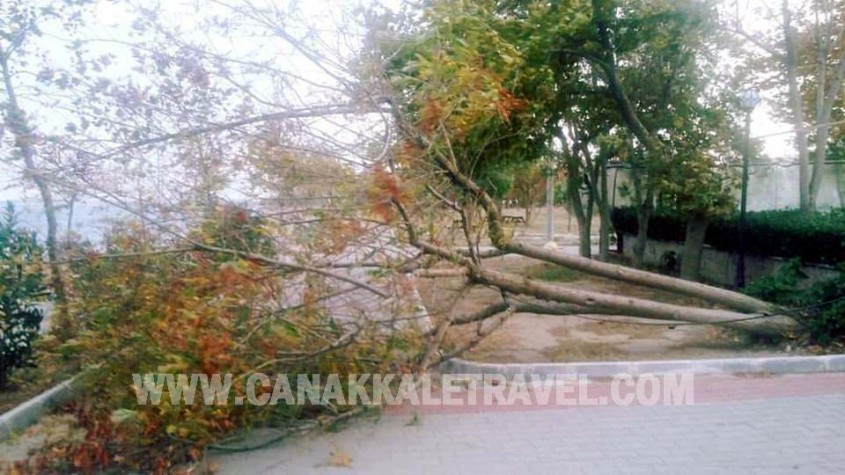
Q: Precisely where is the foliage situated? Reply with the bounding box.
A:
[505,162,546,207]
[657,154,737,218]
[554,181,568,206]
[611,206,845,265]
[746,259,845,344]
[607,0,739,219]
[195,205,277,257]
[804,268,845,344]
[722,0,845,211]
[32,220,421,473]
[381,0,558,203]
[743,259,808,306]
[479,167,516,200]
[0,203,46,390]
[3,0,835,467]
[380,0,743,238]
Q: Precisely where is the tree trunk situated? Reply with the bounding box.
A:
[583,179,595,258]
[568,176,593,259]
[632,191,653,267]
[598,158,610,261]
[783,0,813,213]
[810,50,845,209]
[837,161,845,206]
[568,182,589,257]
[66,192,78,245]
[524,202,534,224]
[475,267,796,336]
[680,213,710,282]
[1,53,71,339]
[503,240,777,314]
[390,37,796,340]
[579,210,592,258]
[565,146,592,258]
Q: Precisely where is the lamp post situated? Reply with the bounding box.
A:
[736,88,761,288]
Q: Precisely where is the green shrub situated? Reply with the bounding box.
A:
[611,207,845,265]
[801,268,845,344]
[0,203,46,390]
[745,259,845,344]
[743,259,807,307]
[554,182,567,205]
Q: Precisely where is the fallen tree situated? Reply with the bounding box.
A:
[366,0,801,353]
[427,159,796,343]
[1,1,809,471]
[381,109,798,340]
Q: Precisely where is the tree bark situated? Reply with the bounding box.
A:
[632,189,653,267]
[783,0,813,213]
[598,157,611,261]
[578,209,592,258]
[474,267,796,336]
[837,161,845,206]
[1,52,71,339]
[390,68,796,340]
[810,49,845,209]
[591,0,664,264]
[562,135,593,258]
[567,173,592,259]
[503,240,777,314]
[680,213,710,282]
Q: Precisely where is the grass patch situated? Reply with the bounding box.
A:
[0,382,49,414]
[0,348,76,415]
[540,340,626,362]
[580,320,664,340]
[539,326,625,362]
[524,263,584,283]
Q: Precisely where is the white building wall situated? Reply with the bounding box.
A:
[608,162,845,211]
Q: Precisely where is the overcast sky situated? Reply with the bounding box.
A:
[0,0,804,235]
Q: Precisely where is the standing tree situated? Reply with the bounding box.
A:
[0,2,77,335]
[506,162,546,222]
[726,0,845,212]
[370,0,798,342]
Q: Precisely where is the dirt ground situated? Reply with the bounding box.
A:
[417,254,794,364]
[504,205,600,236]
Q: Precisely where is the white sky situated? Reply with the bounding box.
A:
[733,0,796,160]
[0,0,814,213]
[1,0,380,201]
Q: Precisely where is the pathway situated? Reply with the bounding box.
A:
[213,372,845,474]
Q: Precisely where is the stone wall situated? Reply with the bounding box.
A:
[620,233,840,287]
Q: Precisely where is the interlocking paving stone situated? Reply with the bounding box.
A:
[213,373,845,474]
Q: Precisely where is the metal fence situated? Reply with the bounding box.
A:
[609,161,845,211]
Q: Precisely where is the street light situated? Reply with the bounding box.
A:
[736,88,761,288]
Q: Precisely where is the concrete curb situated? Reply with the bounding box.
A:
[441,354,845,378]
[0,377,78,441]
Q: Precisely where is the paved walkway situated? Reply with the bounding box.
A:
[213,373,845,474]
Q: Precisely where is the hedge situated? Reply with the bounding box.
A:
[610,207,845,266]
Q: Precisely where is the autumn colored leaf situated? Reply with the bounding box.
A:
[367,166,405,222]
